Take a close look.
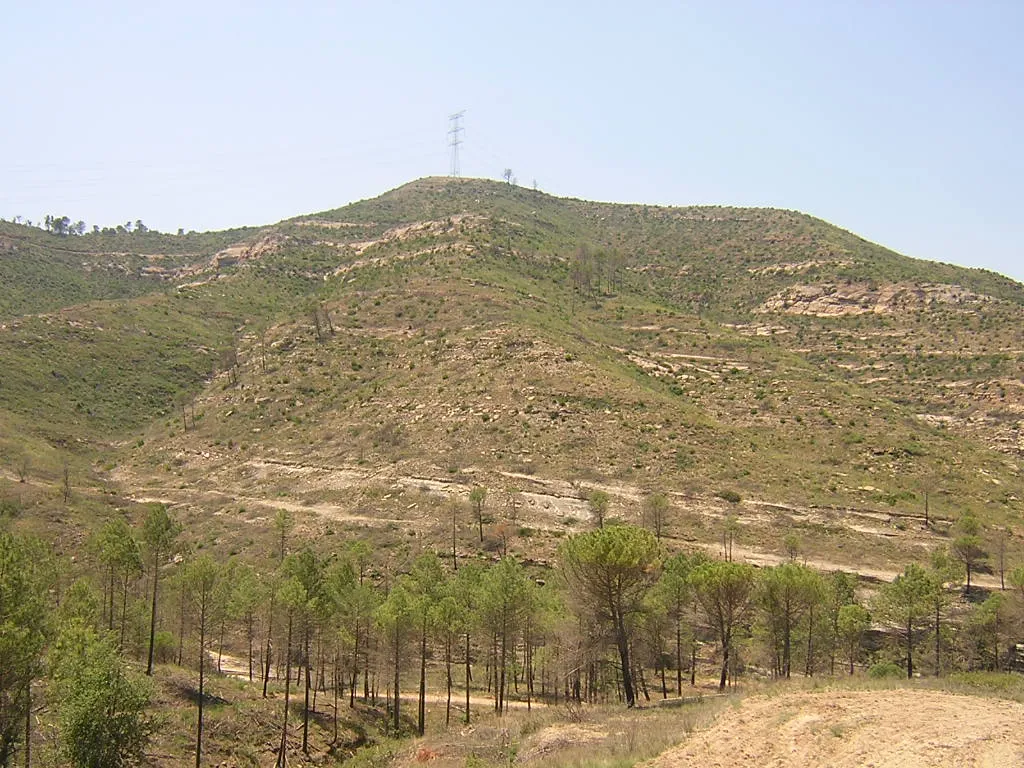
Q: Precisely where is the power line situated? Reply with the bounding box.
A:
[448,111,464,177]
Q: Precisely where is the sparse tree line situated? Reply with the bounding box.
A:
[568,244,626,308]
[2,214,189,236]
[2,497,1024,767]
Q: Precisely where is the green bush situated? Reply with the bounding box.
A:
[868,661,904,679]
[152,630,176,664]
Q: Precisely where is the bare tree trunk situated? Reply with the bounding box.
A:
[719,641,729,691]
[263,596,275,698]
[350,626,359,708]
[676,622,682,695]
[147,552,160,675]
[119,573,130,650]
[196,597,206,768]
[614,613,636,707]
[276,611,294,768]
[302,622,311,754]
[906,617,914,679]
[445,635,452,727]
[23,684,30,768]
[392,626,401,733]
[333,651,339,744]
[248,614,255,682]
[418,619,427,736]
[464,633,472,725]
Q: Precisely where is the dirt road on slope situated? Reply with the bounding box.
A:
[645,689,1024,768]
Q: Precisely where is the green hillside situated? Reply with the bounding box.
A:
[3,176,1024,768]
[2,177,1021,528]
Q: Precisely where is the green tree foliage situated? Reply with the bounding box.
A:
[376,580,417,733]
[449,563,485,724]
[1010,565,1024,598]
[280,549,339,754]
[691,560,757,690]
[408,553,445,733]
[93,519,143,648]
[651,551,708,694]
[825,572,856,675]
[469,487,487,543]
[873,563,935,679]
[50,622,153,768]
[275,574,308,766]
[479,556,534,714]
[757,563,822,679]
[59,579,102,627]
[0,532,51,766]
[142,503,180,675]
[272,509,294,563]
[927,548,963,676]
[642,492,669,541]
[587,489,610,529]
[966,593,1011,671]
[92,519,132,630]
[341,570,379,707]
[430,593,466,726]
[836,604,870,675]
[227,563,265,682]
[559,525,659,707]
[181,555,221,768]
[951,513,987,591]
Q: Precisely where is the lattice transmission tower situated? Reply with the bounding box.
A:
[448,111,464,177]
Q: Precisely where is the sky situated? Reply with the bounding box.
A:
[2,1,1022,282]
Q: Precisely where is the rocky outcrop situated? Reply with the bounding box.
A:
[758,281,991,316]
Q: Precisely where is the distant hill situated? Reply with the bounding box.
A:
[1,176,1021,570]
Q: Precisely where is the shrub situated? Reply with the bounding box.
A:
[868,661,904,679]
[152,630,176,664]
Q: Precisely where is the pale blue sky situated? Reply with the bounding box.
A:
[2,1,1022,282]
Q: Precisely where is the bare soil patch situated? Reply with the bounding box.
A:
[645,689,1024,768]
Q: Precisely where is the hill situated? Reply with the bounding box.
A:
[3,176,1024,768]
[1,176,1022,572]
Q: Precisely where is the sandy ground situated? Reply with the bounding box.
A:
[644,689,1024,768]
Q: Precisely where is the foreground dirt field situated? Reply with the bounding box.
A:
[645,689,1024,768]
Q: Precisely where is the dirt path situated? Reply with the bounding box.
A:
[645,689,1024,768]
[116,457,1006,589]
[688,540,1005,590]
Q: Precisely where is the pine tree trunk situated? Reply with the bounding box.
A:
[465,633,472,725]
[263,596,275,698]
[418,619,427,736]
[120,574,130,651]
[147,551,160,675]
[196,597,206,768]
[676,621,682,696]
[333,651,339,744]
[445,635,452,727]
[248,613,255,683]
[277,611,294,768]
[614,612,636,707]
[393,626,401,733]
[906,617,914,679]
[302,621,311,754]
[719,641,729,691]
